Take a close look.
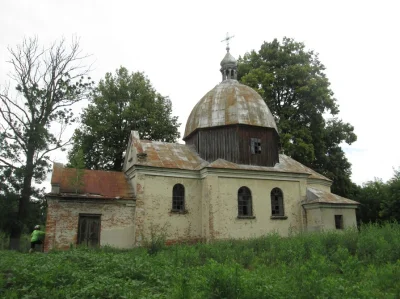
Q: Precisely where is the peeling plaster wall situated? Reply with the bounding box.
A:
[305,208,324,231]
[305,206,357,231]
[128,166,356,246]
[203,174,220,240]
[45,199,135,251]
[134,174,203,245]
[320,208,357,230]
[212,177,305,238]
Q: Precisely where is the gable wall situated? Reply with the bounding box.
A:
[45,199,135,251]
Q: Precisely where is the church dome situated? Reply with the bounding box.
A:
[220,51,237,68]
[183,79,278,139]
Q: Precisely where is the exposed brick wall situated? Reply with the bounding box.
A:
[44,198,135,252]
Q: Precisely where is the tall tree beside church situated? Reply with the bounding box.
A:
[68,67,180,171]
[237,37,357,197]
[380,168,400,221]
[0,37,93,248]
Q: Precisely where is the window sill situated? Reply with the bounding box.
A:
[170,209,188,214]
[270,216,288,220]
[237,216,256,219]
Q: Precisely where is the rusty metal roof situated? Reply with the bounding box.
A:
[135,140,208,170]
[49,163,134,200]
[184,80,278,139]
[132,138,330,182]
[305,187,359,205]
[206,156,330,181]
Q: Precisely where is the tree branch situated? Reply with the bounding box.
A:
[0,158,18,169]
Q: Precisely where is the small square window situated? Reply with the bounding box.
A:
[335,215,343,229]
[251,138,262,154]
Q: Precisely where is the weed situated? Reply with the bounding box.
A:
[0,223,399,298]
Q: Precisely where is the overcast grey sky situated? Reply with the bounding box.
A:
[1,0,399,186]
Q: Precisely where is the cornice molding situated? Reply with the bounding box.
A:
[128,164,312,182]
[302,202,359,210]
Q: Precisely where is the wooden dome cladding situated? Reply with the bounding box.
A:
[184,124,279,167]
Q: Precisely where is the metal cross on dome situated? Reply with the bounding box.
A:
[221,32,235,50]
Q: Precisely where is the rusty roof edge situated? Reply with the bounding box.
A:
[302,202,360,209]
[305,187,360,205]
[307,177,333,186]
[201,166,311,179]
[129,164,202,177]
[277,155,332,182]
[45,192,135,201]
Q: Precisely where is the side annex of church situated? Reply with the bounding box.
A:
[44,45,358,251]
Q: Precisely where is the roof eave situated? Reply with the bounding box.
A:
[46,193,135,201]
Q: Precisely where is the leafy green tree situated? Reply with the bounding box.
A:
[67,148,85,193]
[380,169,400,221]
[68,67,180,171]
[354,179,387,224]
[0,37,93,248]
[0,167,46,236]
[238,37,357,197]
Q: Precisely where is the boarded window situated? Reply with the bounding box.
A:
[250,138,262,154]
[335,215,344,229]
[238,186,253,216]
[271,188,284,216]
[172,184,185,212]
[78,214,101,247]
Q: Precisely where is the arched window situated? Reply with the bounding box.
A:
[271,188,284,216]
[238,186,253,217]
[172,184,185,212]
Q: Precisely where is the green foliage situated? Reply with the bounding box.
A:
[381,169,400,220]
[1,223,400,298]
[0,232,31,252]
[68,66,181,171]
[237,37,357,197]
[354,168,400,223]
[142,223,169,255]
[66,148,85,193]
[355,178,387,223]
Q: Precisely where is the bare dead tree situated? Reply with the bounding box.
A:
[0,37,93,249]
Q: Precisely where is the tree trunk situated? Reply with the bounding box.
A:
[8,149,34,250]
[113,151,124,171]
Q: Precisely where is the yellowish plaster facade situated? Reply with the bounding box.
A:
[125,160,359,246]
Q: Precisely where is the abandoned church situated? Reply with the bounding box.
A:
[44,46,359,251]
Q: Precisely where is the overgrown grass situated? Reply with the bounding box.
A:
[1,223,400,298]
[0,232,31,252]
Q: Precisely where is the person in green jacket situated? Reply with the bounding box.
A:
[29,225,45,253]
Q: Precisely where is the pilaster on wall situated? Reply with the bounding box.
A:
[201,174,219,241]
[133,174,145,246]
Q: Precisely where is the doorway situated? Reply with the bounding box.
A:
[78,214,101,247]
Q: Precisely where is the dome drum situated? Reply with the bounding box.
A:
[185,124,279,167]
